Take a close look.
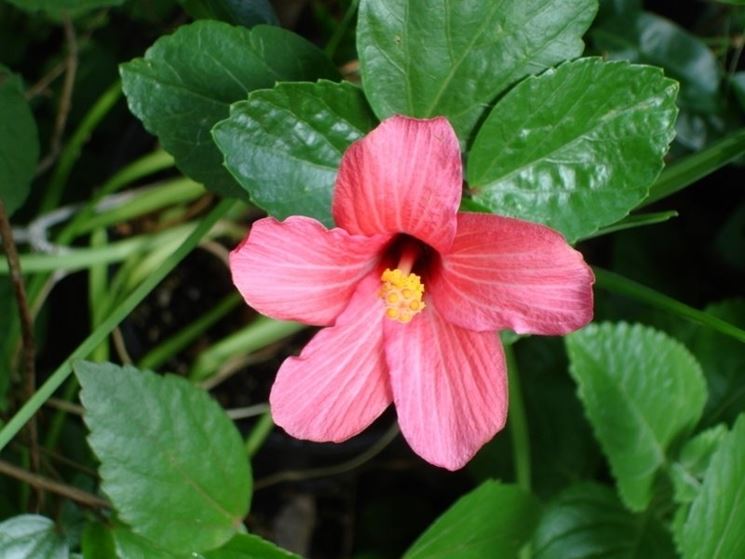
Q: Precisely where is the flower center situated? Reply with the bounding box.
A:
[379,244,426,324]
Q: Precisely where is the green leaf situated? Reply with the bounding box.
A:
[732,73,745,111]
[0,515,68,559]
[688,300,745,426]
[120,21,338,200]
[670,424,728,504]
[357,0,597,141]
[213,80,377,226]
[532,483,676,559]
[566,322,707,511]
[82,522,116,559]
[112,527,180,559]
[678,414,745,559]
[75,361,252,554]
[468,58,678,242]
[403,481,540,559]
[203,534,300,559]
[592,11,720,113]
[0,66,39,216]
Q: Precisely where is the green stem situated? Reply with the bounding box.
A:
[89,227,110,363]
[189,317,305,381]
[324,0,360,59]
[75,179,205,236]
[642,127,745,208]
[0,199,235,452]
[41,81,123,214]
[138,292,241,371]
[245,412,274,458]
[0,224,195,274]
[505,344,531,492]
[593,267,745,344]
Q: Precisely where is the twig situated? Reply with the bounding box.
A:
[25,59,67,100]
[0,459,109,510]
[0,199,42,508]
[36,17,78,176]
[253,424,400,491]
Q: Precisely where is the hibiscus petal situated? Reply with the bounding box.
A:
[270,275,392,442]
[385,304,508,470]
[332,115,462,253]
[230,215,388,326]
[430,212,594,334]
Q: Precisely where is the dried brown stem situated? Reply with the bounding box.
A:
[0,459,109,510]
[36,17,78,176]
[0,199,42,508]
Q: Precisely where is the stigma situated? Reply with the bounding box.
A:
[380,268,426,324]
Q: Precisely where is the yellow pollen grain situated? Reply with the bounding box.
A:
[379,268,426,324]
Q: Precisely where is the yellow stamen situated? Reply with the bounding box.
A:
[380,268,426,324]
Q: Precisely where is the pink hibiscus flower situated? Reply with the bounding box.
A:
[230,115,594,470]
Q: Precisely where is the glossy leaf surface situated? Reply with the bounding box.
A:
[357,0,597,141]
[213,80,376,225]
[566,322,706,510]
[0,66,39,216]
[203,534,301,558]
[0,515,67,559]
[532,483,676,559]
[403,481,540,558]
[468,58,678,242]
[679,415,745,559]
[75,361,251,554]
[121,21,338,199]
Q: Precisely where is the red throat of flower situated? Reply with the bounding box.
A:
[379,243,426,324]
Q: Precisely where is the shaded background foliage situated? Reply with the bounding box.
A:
[0,0,744,558]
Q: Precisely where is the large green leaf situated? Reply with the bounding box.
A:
[403,481,540,559]
[592,11,720,113]
[532,483,676,559]
[0,515,68,559]
[468,58,678,242]
[112,527,181,559]
[0,66,39,216]
[566,322,707,511]
[357,0,597,142]
[202,534,300,559]
[120,21,338,200]
[213,80,377,226]
[75,361,252,555]
[678,414,745,558]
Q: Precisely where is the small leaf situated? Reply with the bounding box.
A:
[120,21,338,199]
[357,0,597,141]
[0,65,39,216]
[532,483,676,559]
[403,481,540,559]
[0,515,68,559]
[213,80,377,225]
[566,322,707,510]
[75,361,252,554]
[670,424,728,504]
[592,11,720,113]
[202,534,300,559]
[678,414,745,559]
[468,58,678,242]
